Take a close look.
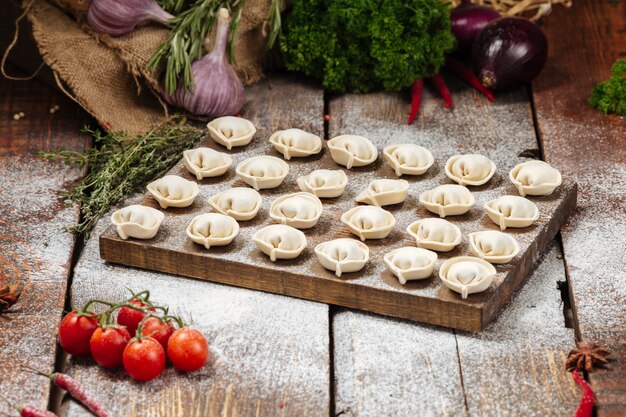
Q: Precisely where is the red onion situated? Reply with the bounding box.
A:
[163,8,244,117]
[471,17,548,90]
[87,0,173,37]
[451,5,501,55]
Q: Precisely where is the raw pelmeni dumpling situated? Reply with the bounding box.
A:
[484,195,539,230]
[186,213,239,249]
[236,155,289,190]
[208,187,262,221]
[111,205,164,240]
[439,256,496,299]
[406,218,462,252]
[183,147,232,180]
[147,175,199,208]
[356,179,409,207]
[253,224,307,261]
[419,184,474,217]
[270,192,323,229]
[341,206,396,240]
[207,116,256,150]
[509,160,562,196]
[315,238,369,277]
[297,169,348,198]
[384,247,437,284]
[328,135,378,169]
[270,128,322,160]
[445,154,496,186]
[383,144,434,176]
[469,231,519,264]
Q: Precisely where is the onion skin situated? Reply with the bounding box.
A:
[471,17,548,90]
[451,5,501,55]
[87,0,173,37]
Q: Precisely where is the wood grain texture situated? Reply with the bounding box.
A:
[330,77,578,415]
[63,76,330,417]
[0,72,89,414]
[532,1,626,415]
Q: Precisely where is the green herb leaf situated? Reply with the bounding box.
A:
[590,58,626,116]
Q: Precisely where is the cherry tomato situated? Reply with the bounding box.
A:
[59,311,99,356]
[123,337,166,382]
[117,299,155,337]
[142,317,174,351]
[90,327,130,368]
[167,328,209,372]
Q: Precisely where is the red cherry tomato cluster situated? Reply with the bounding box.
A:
[58,290,209,382]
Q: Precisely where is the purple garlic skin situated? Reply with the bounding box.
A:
[164,8,245,117]
[87,0,174,37]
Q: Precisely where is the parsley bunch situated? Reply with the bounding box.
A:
[590,58,626,116]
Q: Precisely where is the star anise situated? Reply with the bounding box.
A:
[0,282,29,313]
[566,341,611,372]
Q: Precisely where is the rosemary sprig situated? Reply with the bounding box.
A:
[40,118,205,239]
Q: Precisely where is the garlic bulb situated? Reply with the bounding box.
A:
[164,8,244,117]
[87,0,173,37]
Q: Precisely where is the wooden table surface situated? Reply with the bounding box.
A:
[0,1,624,416]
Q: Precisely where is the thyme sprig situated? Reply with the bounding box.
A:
[40,118,205,239]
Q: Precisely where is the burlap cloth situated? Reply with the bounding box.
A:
[24,0,274,132]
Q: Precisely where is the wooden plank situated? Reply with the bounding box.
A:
[63,76,330,417]
[0,72,89,413]
[331,77,577,415]
[532,1,626,415]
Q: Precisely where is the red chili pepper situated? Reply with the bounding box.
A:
[431,74,453,109]
[407,79,423,125]
[444,57,496,103]
[19,405,59,417]
[571,370,594,417]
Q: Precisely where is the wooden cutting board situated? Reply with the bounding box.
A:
[99,131,576,332]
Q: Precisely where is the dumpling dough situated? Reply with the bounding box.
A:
[207,116,256,150]
[439,256,496,299]
[183,147,232,180]
[356,179,409,207]
[383,144,434,176]
[445,154,496,186]
[147,175,199,209]
[236,155,289,190]
[328,135,378,169]
[253,224,307,261]
[208,187,262,221]
[419,184,474,217]
[186,213,239,249]
[270,192,323,229]
[270,128,322,160]
[509,160,562,196]
[406,218,462,252]
[297,169,348,198]
[315,238,369,277]
[484,195,539,230]
[384,247,437,284]
[469,231,519,264]
[111,205,164,240]
[341,206,396,240]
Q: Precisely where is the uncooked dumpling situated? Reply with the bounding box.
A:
[270,128,322,160]
[208,187,262,221]
[419,184,474,217]
[484,195,539,230]
[341,206,396,240]
[207,116,256,150]
[328,135,378,169]
[356,179,409,207]
[111,205,164,240]
[314,238,369,277]
[186,213,239,249]
[509,160,562,196]
[147,175,199,209]
[297,169,348,198]
[439,256,496,299]
[252,224,307,261]
[383,247,438,284]
[383,144,434,176]
[269,192,323,229]
[183,147,232,180]
[406,218,462,252]
[445,154,496,186]
[469,231,519,264]
[236,155,289,190]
